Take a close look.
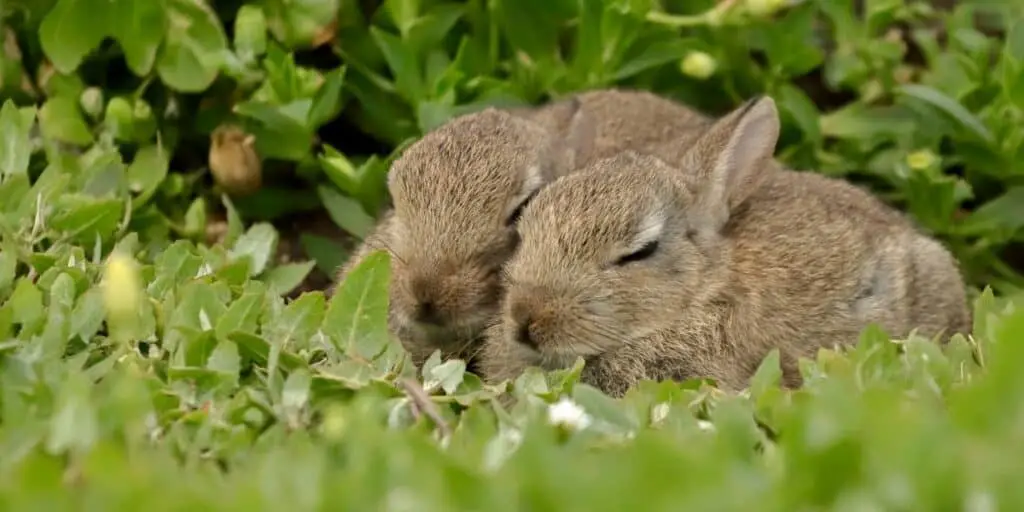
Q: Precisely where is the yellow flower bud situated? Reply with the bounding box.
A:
[102,252,143,341]
[680,51,717,80]
[746,0,787,17]
[906,149,938,171]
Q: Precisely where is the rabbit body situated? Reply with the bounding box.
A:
[478,97,971,397]
[333,89,709,367]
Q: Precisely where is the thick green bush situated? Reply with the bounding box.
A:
[1,0,1024,509]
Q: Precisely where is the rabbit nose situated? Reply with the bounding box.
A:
[515,318,537,350]
[414,300,444,326]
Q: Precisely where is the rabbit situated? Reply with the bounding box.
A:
[508,88,711,170]
[332,89,713,369]
[330,105,596,368]
[477,96,972,398]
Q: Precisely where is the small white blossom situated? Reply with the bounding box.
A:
[547,397,592,431]
[697,420,716,432]
[651,402,671,424]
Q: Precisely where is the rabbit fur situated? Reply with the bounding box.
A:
[477,96,972,397]
[332,89,710,368]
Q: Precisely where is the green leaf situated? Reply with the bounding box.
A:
[221,194,245,248]
[49,197,123,245]
[228,222,279,276]
[282,368,312,412]
[38,0,108,73]
[317,185,375,239]
[369,26,424,103]
[109,0,168,75]
[957,186,1024,236]
[37,96,93,146]
[234,4,268,62]
[307,66,347,130]
[323,250,392,360]
[300,233,347,277]
[70,287,105,342]
[207,339,241,380]
[233,102,314,161]
[0,250,16,293]
[45,372,98,454]
[269,291,325,349]
[263,261,317,296]
[425,359,466,395]
[748,349,782,399]
[262,0,339,49]
[126,144,169,206]
[156,0,228,92]
[230,331,305,371]
[899,84,995,144]
[9,277,44,327]
[0,101,35,178]
[215,290,264,339]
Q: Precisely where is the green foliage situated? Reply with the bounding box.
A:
[2,0,1024,508]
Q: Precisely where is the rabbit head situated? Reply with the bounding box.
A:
[383,105,595,356]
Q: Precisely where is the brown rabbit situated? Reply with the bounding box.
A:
[333,89,710,368]
[477,96,971,398]
[509,88,711,169]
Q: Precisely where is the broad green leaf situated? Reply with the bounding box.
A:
[369,26,424,103]
[748,349,782,400]
[110,0,168,75]
[899,84,995,144]
[269,291,325,349]
[282,368,312,412]
[300,233,347,277]
[38,0,108,73]
[262,0,339,49]
[37,96,93,146]
[957,186,1024,236]
[228,222,279,276]
[230,331,305,370]
[156,0,228,92]
[317,185,374,239]
[215,290,264,339]
[323,250,391,360]
[49,197,123,244]
[307,66,347,130]
[233,101,314,161]
[221,194,245,247]
[234,4,268,62]
[70,287,105,342]
[0,101,35,178]
[9,277,44,328]
[126,144,169,206]
[45,372,98,454]
[207,339,241,380]
[425,359,466,395]
[0,250,16,293]
[263,261,317,296]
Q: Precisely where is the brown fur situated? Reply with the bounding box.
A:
[333,89,710,368]
[478,97,971,397]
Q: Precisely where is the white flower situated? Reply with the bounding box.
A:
[547,397,592,431]
[651,402,671,424]
[697,420,716,432]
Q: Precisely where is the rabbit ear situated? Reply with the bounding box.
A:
[540,97,595,173]
[683,95,779,233]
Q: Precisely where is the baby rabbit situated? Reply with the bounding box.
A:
[478,96,971,397]
[331,105,595,367]
[333,89,710,368]
[510,88,711,169]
